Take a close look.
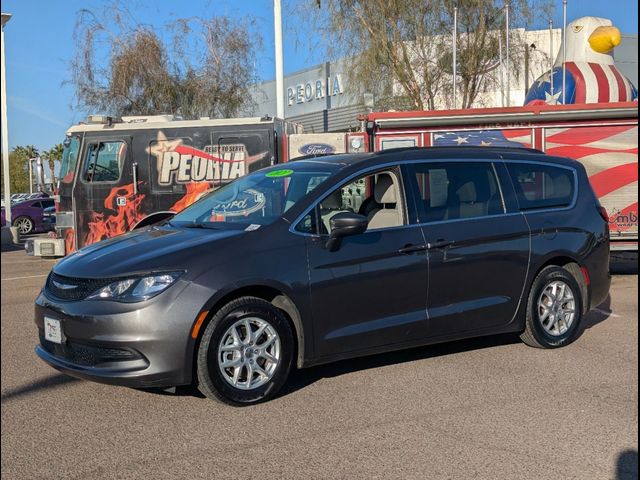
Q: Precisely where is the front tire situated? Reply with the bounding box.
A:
[520,266,583,348]
[197,296,294,406]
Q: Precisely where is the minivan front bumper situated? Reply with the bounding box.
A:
[33,280,207,388]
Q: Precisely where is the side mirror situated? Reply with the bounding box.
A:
[326,212,368,251]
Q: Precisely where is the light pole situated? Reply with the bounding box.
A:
[505,0,510,107]
[562,0,567,104]
[273,0,285,119]
[452,6,458,109]
[1,12,12,223]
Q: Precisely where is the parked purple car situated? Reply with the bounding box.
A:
[1,197,55,235]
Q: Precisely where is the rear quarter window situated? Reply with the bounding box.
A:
[506,162,575,211]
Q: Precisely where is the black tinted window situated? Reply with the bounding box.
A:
[506,163,575,210]
[406,162,503,223]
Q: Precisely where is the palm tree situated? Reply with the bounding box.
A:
[43,143,64,186]
[13,145,39,160]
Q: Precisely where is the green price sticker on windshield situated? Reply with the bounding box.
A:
[266,169,294,178]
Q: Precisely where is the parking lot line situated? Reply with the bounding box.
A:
[1,274,49,281]
[593,308,622,318]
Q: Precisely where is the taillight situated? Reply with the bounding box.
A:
[597,205,609,222]
[580,265,591,286]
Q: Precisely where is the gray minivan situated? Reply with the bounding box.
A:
[35,147,611,405]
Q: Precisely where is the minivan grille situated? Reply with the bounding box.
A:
[39,335,141,366]
[45,272,116,301]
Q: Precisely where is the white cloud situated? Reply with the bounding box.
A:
[8,95,70,128]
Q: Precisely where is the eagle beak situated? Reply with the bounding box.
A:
[589,26,622,53]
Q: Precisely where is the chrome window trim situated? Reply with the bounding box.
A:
[491,162,507,214]
[289,157,579,236]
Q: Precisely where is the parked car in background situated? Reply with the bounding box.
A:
[1,192,49,208]
[1,197,56,235]
[42,206,57,232]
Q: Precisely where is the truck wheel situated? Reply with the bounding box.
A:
[197,296,294,406]
[520,266,583,348]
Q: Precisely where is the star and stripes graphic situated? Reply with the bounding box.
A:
[544,124,638,234]
[432,125,637,236]
[525,62,638,105]
[432,129,532,148]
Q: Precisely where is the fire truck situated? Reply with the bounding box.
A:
[361,101,638,251]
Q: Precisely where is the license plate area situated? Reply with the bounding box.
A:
[44,316,62,344]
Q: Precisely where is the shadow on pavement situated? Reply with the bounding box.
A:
[580,295,613,331]
[280,332,521,399]
[616,449,638,480]
[1,242,24,252]
[1,374,79,403]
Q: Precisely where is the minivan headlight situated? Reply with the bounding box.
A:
[87,272,182,302]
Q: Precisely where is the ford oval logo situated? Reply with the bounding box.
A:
[298,143,336,155]
[210,189,266,217]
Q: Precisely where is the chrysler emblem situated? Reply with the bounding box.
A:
[52,280,78,290]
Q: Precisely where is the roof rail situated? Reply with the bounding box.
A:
[375,145,544,155]
[289,153,338,161]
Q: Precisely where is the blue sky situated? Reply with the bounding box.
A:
[1,0,638,152]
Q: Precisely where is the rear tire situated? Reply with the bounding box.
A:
[13,216,34,235]
[520,266,583,349]
[197,296,294,406]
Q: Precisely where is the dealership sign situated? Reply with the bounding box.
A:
[287,74,344,106]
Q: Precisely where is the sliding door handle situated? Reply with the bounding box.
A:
[398,244,428,254]
[427,239,453,249]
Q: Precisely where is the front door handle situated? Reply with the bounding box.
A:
[427,239,454,249]
[398,244,428,254]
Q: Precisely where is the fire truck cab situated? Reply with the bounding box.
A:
[33,115,302,256]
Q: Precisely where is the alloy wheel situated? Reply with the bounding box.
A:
[14,217,33,235]
[537,280,576,336]
[217,317,281,390]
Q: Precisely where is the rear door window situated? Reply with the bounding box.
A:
[506,163,575,211]
[405,162,503,223]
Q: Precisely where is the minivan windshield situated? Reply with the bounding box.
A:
[171,161,341,229]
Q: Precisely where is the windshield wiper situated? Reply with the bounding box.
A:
[183,222,219,230]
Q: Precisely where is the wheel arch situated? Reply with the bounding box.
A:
[190,284,306,373]
[531,254,589,314]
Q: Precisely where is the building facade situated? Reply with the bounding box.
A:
[247,28,637,133]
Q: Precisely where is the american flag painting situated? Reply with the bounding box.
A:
[525,63,638,105]
[432,129,532,148]
[544,125,638,236]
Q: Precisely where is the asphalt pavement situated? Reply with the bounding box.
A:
[1,245,638,480]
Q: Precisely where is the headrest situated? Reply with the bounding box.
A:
[455,169,492,203]
[322,190,343,209]
[456,181,477,203]
[552,175,571,198]
[374,174,397,204]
